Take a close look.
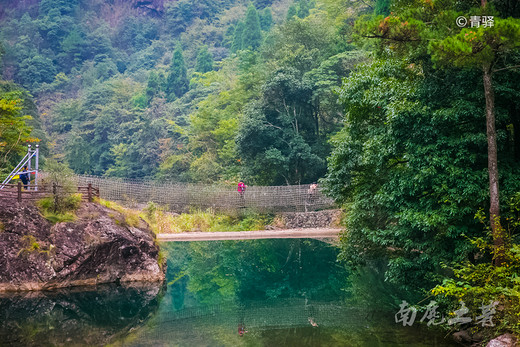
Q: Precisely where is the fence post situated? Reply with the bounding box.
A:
[88,183,92,202]
[53,182,58,213]
[17,181,22,203]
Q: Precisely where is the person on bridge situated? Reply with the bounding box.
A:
[237,180,247,196]
[19,166,30,190]
[237,180,247,207]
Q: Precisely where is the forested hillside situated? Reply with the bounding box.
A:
[2,0,520,339]
[0,0,370,184]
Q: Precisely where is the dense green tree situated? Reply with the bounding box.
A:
[17,55,57,89]
[60,79,151,175]
[253,0,274,9]
[38,7,75,52]
[430,16,520,264]
[39,0,78,16]
[231,21,245,52]
[355,0,520,264]
[0,41,4,74]
[241,4,262,50]
[0,92,33,174]
[324,59,500,290]
[84,26,114,60]
[259,7,273,31]
[286,5,297,21]
[0,0,354,185]
[115,16,158,53]
[297,0,312,18]
[166,46,189,100]
[180,60,255,182]
[165,0,221,35]
[237,67,325,185]
[146,71,162,102]
[194,46,214,73]
[58,28,87,71]
[374,0,390,16]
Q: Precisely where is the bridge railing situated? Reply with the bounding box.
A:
[0,182,99,203]
[73,175,335,213]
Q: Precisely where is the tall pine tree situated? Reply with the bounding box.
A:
[166,45,189,100]
[286,5,297,21]
[231,21,245,52]
[241,4,262,50]
[195,45,214,73]
[259,7,273,31]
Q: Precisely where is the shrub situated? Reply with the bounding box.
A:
[140,203,273,234]
[40,159,78,214]
[431,194,520,337]
[37,193,82,224]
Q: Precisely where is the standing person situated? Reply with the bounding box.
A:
[305,182,318,212]
[237,180,247,206]
[307,182,318,202]
[237,180,247,196]
[19,166,30,190]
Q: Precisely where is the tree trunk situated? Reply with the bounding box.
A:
[511,105,520,162]
[482,64,504,265]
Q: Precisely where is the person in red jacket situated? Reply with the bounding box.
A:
[237,180,246,196]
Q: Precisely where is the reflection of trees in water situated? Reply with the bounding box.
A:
[162,239,348,309]
[0,282,164,346]
[117,241,456,346]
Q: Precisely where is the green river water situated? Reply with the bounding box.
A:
[0,239,458,346]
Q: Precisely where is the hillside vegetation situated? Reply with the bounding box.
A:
[0,0,367,185]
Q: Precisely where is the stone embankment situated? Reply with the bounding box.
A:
[0,201,164,291]
[272,210,342,229]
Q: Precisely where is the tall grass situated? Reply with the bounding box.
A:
[141,202,273,234]
[37,193,82,224]
[95,198,141,227]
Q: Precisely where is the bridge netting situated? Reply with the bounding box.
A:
[72,175,335,213]
[121,299,367,345]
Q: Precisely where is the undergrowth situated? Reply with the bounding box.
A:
[141,202,273,234]
[430,193,520,339]
[37,193,82,224]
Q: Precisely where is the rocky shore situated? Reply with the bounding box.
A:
[0,200,165,291]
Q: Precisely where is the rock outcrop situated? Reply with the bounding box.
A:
[487,334,518,347]
[0,200,165,291]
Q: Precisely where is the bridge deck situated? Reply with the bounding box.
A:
[156,228,341,241]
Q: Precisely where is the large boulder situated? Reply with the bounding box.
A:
[0,200,165,291]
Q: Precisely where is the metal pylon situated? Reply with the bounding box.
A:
[1,144,39,190]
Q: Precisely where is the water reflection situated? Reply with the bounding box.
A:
[164,238,345,307]
[0,282,163,346]
[115,239,457,346]
[0,239,458,346]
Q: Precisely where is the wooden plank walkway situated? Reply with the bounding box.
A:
[157,228,341,241]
